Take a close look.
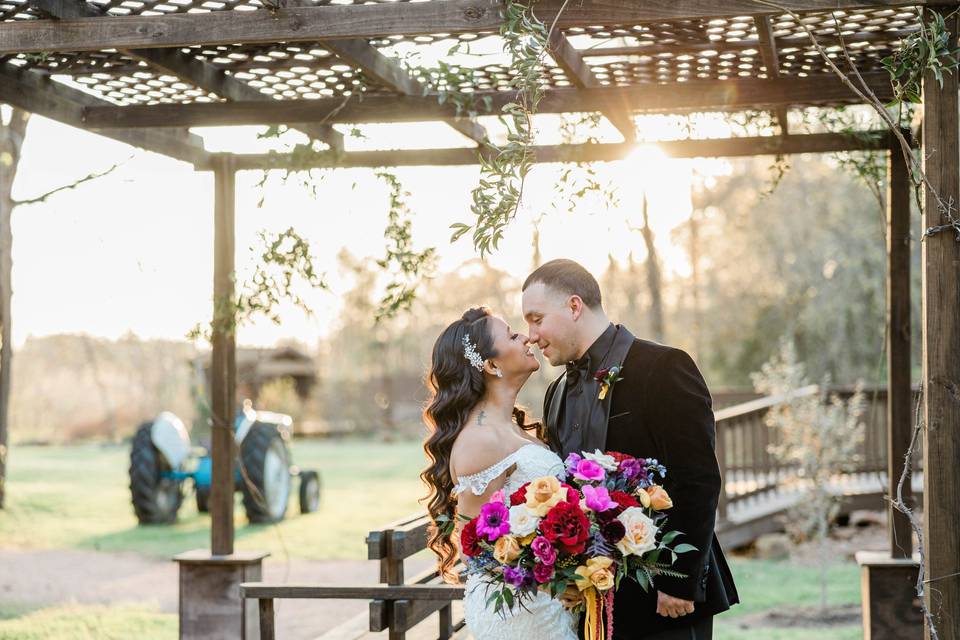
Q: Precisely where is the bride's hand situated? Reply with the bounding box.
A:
[557,584,584,610]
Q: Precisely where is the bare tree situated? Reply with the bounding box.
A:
[0,107,122,508]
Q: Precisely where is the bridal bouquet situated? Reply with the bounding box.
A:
[458,450,695,640]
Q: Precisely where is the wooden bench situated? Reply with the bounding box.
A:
[240,512,466,640]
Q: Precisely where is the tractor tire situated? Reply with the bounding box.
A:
[299,470,320,514]
[195,485,210,513]
[240,422,292,523]
[129,422,183,524]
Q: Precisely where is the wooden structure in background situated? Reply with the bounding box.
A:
[1,1,957,638]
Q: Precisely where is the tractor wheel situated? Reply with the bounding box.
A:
[195,484,210,513]
[299,471,320,514]
[129,422,183,524]
[240,423,292,523]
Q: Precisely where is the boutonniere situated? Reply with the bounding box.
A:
[593,366,624,401]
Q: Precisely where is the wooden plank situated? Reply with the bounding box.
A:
[25,0,343,152]
[920,7,960,638]
[887,135,913,559]
[240,584,465,600]
[548,31,635,142]
[0,1,946,54]
[223,132,891,170]
[0,63,209,165]
[754,14,789,134]
[80,72,896,129]
[210,153,236,556]
[323,37,485,144]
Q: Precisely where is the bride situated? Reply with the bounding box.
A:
[421,306,580,640]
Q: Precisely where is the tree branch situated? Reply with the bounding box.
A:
[13,157,128,206]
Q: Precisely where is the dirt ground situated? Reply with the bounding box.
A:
[0,548,433,640]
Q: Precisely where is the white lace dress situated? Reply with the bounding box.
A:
[453,443,580,640]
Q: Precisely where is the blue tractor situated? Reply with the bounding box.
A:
[129,407,320,524]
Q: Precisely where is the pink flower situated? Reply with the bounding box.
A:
[533,561,555,584]
[582,484,617,512]
[490,489,505,504]
[573,459,606,482]
[531,535,557,565]
[476,501,510,541]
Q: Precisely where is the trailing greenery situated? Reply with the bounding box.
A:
[374,171,437,322]
[882,9,960,104]
[450,0,553,256]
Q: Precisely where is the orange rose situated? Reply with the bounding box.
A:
[525,476,565,516]
[646,485,673,511]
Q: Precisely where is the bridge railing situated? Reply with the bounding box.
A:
[713,385,921,521]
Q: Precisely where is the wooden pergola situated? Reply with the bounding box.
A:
[1,1,957,638]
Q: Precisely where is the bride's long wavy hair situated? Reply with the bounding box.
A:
[420,306,541,583]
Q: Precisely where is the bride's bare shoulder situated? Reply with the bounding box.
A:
[450,426,509,478]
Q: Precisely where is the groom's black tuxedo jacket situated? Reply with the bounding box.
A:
[543,333,739,638]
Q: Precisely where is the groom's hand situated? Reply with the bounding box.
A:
[656,591,695,618]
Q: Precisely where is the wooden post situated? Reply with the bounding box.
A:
[887,138,912,558]
[921,6,960,638]
[258,598,275,640]
[210,153,237,556]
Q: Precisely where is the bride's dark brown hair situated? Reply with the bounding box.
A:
[420,306,541,583]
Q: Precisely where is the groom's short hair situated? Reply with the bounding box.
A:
[523,259,602,309]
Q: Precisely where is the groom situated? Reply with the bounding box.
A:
[522,259,738,639]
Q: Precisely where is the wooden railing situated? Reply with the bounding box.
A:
[241,511,464,640]
[714,384,921,521]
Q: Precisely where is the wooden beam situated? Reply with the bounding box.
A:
[886,135,912,559]
[0,63,209,165]
[210,152,236,556]
[80,72,895,129]
[0,1,947,55]
[25,0,343,153]
[323,37,485,144]
[754,14,789,134]
[549,31,635,142]
[920,7,960,639]
[579,28,923,58]
[225,131,892,171]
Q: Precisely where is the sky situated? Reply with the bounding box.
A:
[6,105,732,349]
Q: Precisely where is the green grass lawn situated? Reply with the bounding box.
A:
[0,441,865,639]
[0,439,428,559]
[0,603,176,640]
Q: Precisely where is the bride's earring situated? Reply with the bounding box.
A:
[495,368,503,378]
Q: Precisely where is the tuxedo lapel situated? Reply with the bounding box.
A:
[583,326,636,452]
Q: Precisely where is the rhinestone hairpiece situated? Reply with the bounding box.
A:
[462,334,485,371]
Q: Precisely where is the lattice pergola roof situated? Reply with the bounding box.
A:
[0,1,949,167]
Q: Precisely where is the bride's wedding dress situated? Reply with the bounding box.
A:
[453,443,580,640]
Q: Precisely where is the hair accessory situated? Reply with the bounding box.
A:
[462,334,485,371]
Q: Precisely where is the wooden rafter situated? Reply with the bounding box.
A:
[79,72,895,129]
[548,31,635,143]
[0,63,208,165]
[220,131,894,171]
[754,14,790,135]
[323,38,487,144]
[24,0,344,153]
[0,0,948,55]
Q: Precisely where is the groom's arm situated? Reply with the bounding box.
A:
[648,349,720,603]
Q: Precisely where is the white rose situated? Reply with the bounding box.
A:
[615,507,659,557]
[584,449,618,471]
[508,504,541,537]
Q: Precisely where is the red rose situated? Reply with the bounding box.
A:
[608,490,640,517]
[510,484,528,506]
[460,519,481,557]
[593,367,610,382]
[607,451,632,464]
[560,483,580,504]
[540,501,590,555]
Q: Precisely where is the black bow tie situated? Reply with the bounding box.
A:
[565,356,590,389]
